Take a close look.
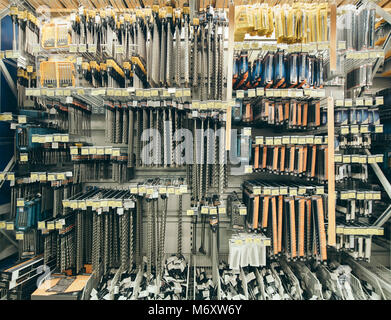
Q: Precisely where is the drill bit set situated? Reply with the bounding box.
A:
[242,181,328,262]
[234,3,329,43]
[39,61,75,88]
[251,136,329,183]
[41,21,70,50]
[234,99,322,130]
[233,51,324,90]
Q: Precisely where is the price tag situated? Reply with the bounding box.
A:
[239,208,247,215]
[376,155,383,163]
[47,222,55,230]
[256,88,264,96]
[55,221,64,229]
[209,207,217,215]
[247,89,255,98]
[138,186,147,194]
[343,155,351,163]
[38,221,46,230]
[356,192,365,200]
[158,187,167,194]
[375,97,384,105]
[105,147,113,155]
[360,125,369,133]
[39,173,47,181]
[20,153,28,162]
[0,221,5,229]
[218,207,226,214]
[341,126,349,135]
[375,125,383,133]
[175,188,182,195]
[289,188,298,196]
[112,149,121,156]
[89,147,97,155]
[236,90,244,99]
[17,199,25,207]
[244,165,253,174]
[16,232,24,240]
[30,173,38,180]
[18,115,26,124]
[57,173,65,180]
[263,187,271,195]
[187,209,194,216]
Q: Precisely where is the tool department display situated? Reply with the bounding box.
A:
[0,1,390,301]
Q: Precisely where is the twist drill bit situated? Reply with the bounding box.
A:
[129,209,134,271]
[178,195,183,255]
[128,108,134,168]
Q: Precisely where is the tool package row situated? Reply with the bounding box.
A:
[28,4,228,94]
[9,5,40,55]
[234,3,329,43]
[233,51,324,90]
[72,149,129,183]
[251,139,329,182]
[336,191,380,221]
[233,99,322,130]
[337,4,376,52]
[242,182,328,262]
[335,105,380,126]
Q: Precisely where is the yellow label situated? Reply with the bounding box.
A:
[70,201,78,209]
[78,201,86,209]
[17,200,24,207]
[97,148,104,155]
[201,207,209,214]
[57,173,65,180]
[264,239,271,246]
[55,221,63,229]
[209,208,217,215]
[30,173,38,180]
[239,208,247,215]
[147,188,154,195]
[47,222,55,230]
[100,200,108,207]
[39,174,46,181]
[18,115,26,124]
[20,154,28,162]
[131,187,138,194]
[38,221,46,229]
[187,209,194,216]
[62,200,70,208]
[138,187,146,194]
[159,187,167,194]
[6,222,14,230]
[86,200,94,207]
[112,149,120,156]
[167,187,175,194]
[16,233,24,240]
[47,174,55,181]
[0,221,5,229]
[7,173,15,181]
